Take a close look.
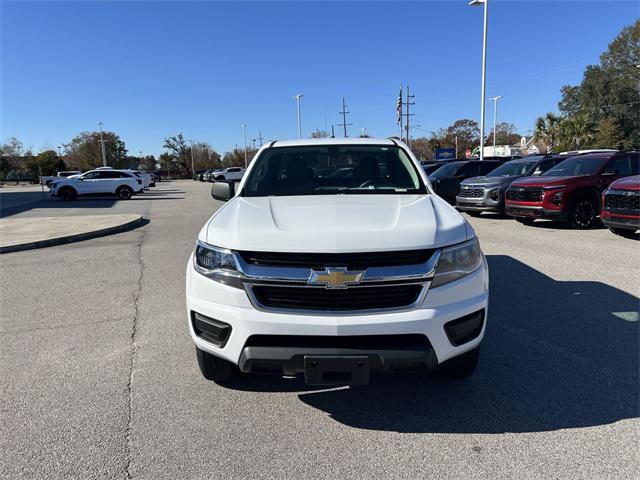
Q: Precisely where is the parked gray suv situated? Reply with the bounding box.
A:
[456,155,565,215]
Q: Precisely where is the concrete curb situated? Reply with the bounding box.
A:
[0,215,146,254]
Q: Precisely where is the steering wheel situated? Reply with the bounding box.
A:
[358,179,392,189]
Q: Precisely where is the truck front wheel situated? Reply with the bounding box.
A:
[196,347,239,384]
[437,347,480,378]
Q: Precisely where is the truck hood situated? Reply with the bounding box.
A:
[610,175,640,191]
[511,175,582,188]
[461,175,519,188]
[202,194,470,252]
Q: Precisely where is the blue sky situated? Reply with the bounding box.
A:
[1,0,638,157]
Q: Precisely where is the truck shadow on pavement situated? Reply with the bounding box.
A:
[235,255,639,433]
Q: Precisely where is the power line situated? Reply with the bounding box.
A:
[338,97,353,138]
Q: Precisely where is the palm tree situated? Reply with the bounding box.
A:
[561,114,595,149]
[535,112,562,153]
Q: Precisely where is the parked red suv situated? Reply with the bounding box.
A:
[505,151,640,228]
[601,175,640,238]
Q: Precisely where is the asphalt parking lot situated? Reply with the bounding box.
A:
[1,180,638,480]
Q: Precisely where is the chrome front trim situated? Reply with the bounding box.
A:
[243,281,432,316]
[234,249,441,285]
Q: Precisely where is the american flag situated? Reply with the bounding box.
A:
[396,85,402,124]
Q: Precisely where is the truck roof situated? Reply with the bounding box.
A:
[271,137,396,148]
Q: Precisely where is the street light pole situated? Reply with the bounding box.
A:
[98,121,107,167]
[488,95,502,152]
[294,94,304,139]
[190,141,196,178]
[241,124,248,168]
[469,0,489,160]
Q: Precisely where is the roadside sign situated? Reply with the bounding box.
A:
[435,148,456,160]
[465,148,472,159]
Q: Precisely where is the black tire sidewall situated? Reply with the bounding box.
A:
[59,187,77,201]
[117,186,133,200]
[570,196,598,229]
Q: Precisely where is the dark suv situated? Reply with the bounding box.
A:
[456,155,565,215]
[505,151,640,228]
[429,160,504,204]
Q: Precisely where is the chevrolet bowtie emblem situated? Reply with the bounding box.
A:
[308,267,365,289]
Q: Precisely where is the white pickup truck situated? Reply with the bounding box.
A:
[40,171,81,187]
[186,138,489,386]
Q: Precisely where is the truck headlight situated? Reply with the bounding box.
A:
[194,241,243,287]
[432,237,483,288]
[488,188,499,201]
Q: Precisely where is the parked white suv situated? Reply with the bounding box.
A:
[50,169,144,200]
[214,167,245,181]
[186,138,489,386]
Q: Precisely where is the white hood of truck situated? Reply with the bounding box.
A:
[202,194,470,252]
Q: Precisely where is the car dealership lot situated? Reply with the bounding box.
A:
[1,180,638,480]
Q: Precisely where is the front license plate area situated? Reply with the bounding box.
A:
[304,355,370,386]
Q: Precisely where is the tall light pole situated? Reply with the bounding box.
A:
[294,94,303,139]
[189,140,196,178]
[469,0,489,160]
[57,146,62,157]
[98,121,107,167]
[241,124,248,168]
[488,95,502,152]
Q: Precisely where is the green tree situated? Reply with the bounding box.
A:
[24,150,65,181]
[310,129,330,138]
[535,112,563,153]
[558,20,640,149]
[486,122,521,146]
[163,133,191,174]
[65,131,128,170]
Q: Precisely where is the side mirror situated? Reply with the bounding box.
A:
[211,181,235,202]
[601,170,618,177]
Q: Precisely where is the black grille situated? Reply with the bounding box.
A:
[245,334,430,349]
[605,192,639,211]
[458,187,484,198]
[507,187,543,202]
[250,284,423,311]
[239,250,433,269]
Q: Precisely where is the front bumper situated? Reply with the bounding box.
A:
[505,204,568,221]
[186,254,489,371]
[456,188,502,212]
[601,210,640,231]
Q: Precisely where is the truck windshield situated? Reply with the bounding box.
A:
[241,145,426,196]
[486,161,537,177]
[543,156,605,176]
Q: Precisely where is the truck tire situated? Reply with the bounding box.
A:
[116,185,133,200]
[196,347,239,384]
[58,186,77,201]
[437,347,480,378]
[608,227,639,239]
[569,195,598,229]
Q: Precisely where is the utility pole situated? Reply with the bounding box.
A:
[331,125,335,138]
[338,97,352,138]
[190,141,195,178]
[455,136,459,159]
[241,124,248,168]
[398,84,404,141]
[98,122,107,167]
[257,130,264,147]
[402,85,415,148]
[489,95,503,153]
[294,94,303,138]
